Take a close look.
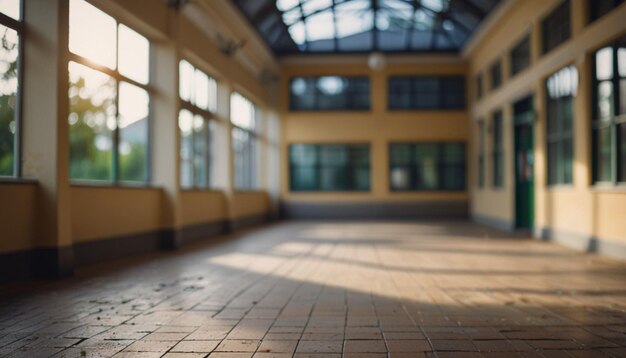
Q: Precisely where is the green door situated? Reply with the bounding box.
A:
[514,96,534,230]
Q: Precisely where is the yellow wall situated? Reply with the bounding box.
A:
[232,191,271,219]
[70,186,163,243]
[468,0,626,244]
[180,190,228,226]
[0,183,37,253]
[280,59,470,205]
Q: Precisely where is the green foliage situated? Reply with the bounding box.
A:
[0,27,18,176]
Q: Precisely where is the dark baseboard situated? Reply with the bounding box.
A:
[0,246,74,283]
[472,213,515,232]
[280,200,468,220]
[540,226,626,260]
[230,213,271,231]
[73,230,166,267]
[179,220,229,246]
[1,215,272,283]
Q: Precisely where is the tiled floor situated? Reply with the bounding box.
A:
[1,221,626,358]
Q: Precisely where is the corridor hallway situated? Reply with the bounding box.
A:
[1,222,625,357]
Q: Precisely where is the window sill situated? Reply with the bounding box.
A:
[181,188,225,193]
[591,183,626,193]
[234,189,267,194]
[71,180,161,190]
[0,177,38,185]
[546,184,575,191]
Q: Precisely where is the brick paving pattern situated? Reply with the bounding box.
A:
[1,221,625,357]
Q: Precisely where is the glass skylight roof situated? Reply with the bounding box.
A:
[233,0,501,54]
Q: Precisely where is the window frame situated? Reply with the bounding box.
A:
[545,65,577,186]
[591,36,626,185]
[231,92,259,190]
[490,60,502,90]
[388,75,466,110]
[478,119,485,188]
[476,73,484,101]
[289,143,371,192]
[178,59,218,190]
[510,35,531,77]
[68,2,152,184]
[289,75,371,112]
[388,142,467,192]
[0,2,24,178]
[589,0,625,23]
[542,0,571,55]
[492,110,504,188]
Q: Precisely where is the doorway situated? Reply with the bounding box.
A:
[513,96,535,230]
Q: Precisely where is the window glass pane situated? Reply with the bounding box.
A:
[595,126,613,182]
[118,24,150,85]
[596,47,614,81]
[208,76,217,113]
[590,0,625,21]
[290,144,318,165]
[511,36,531,75]
[542,0,571,54]
[193,115,207,187]
[179,109,193,188]
[69,0,117,69]
[619,48,626,77]
[0,25,18,176]
[617,123,626,182]
[0,0,20,20]
[292,167,317,190]
[118,82,149,182]
[597,81,614,121]
[68,61,117,180]
[231,92,256,130]
[291,76,370,110]
[415,144,439,189]
[620,79,626,115]
[390,167,411,190]
[194,70,210,111]
[388,78,411,109]
[390,144,412,165]
[179,60,194,103]
[546,65,575,185]
[232,126,256,190]
[290,144,370,191]
[320,145,348,166]
[490,61,502,89]
[289,144,318,191]
[389,76,465,110]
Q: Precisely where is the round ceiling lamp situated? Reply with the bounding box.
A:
[368,52,386,71]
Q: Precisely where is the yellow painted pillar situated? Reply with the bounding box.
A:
[21,0,74,276]
[151,10,183,247]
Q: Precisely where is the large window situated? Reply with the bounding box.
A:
[542,0,571,54]
[592,36,626,183]
[478,120,485,188]
[492,110,504,188]
[388,76,465,110]
[490,60,502,90]
[68,0,150,182]
[389,143,465,191]
[0,1,21,177]
[290,76,370,111]
[546,65,577,185]
[589,0,625,22]
[289,144,370,192]
[511,35,531,77]
[231,92,258,190]
[179,60,217,189]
